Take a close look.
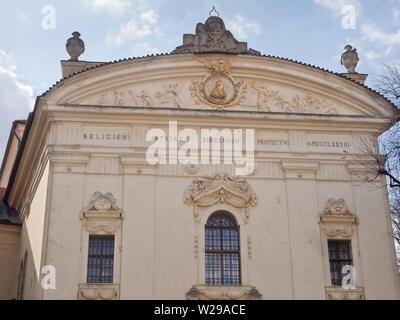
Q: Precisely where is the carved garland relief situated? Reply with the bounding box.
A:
[80,192,124,234]
[70,58,339,115]
[186,285,262,300]
[319,198,358,239]
[189,58,247,109]
[78,285,120,300]
[183,174,257,223]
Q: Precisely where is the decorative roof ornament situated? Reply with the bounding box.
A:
[341,45,359,73]
[66,31,85,61]
[209,6,220,17]
[173,13,260,55]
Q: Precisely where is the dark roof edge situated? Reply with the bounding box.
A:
[0,121,18,182]
[0,120,27,181]
[0,201,22,226]
[0,120,25,180]
[3,110,35,204]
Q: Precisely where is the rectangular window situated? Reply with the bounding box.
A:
[328,240,353,287]
[87,235,115,284]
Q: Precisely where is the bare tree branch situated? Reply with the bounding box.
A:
[359,59,400,268]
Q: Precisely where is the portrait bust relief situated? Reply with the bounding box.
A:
[210,81,227,100]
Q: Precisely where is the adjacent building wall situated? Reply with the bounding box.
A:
[0,225,20,299]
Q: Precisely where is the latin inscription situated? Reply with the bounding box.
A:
[83,133,131,141]
[307,141,351,148]
[80,128,352,152]
[81,127,132,146]
[257,139,289,146]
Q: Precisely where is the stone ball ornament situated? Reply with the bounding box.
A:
[66,31,85,61]
[341,44,359,73]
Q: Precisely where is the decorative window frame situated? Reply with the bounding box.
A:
[184,174,262,300]
[77,192,124,300]
[183,174,257,224]
[318,198,365,300]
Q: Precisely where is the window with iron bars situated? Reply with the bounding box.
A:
[328,240,353,287]
[87,235,115,284]
[205,211,241,286]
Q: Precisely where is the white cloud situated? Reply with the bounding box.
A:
[365,51,382,60]
[0,50,33,112]
[0,50,34,158]
[83,0,130,16]
[140,9,158,25]
[226,15,261,40]
[314,0,360,13]
[361,24,400,47]
[132,42,159,57]
[106,10,159,46]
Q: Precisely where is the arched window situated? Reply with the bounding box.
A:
[205,211,241,286]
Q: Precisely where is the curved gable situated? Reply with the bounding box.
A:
[45,53,395,119]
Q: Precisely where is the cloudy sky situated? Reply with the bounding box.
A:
[0,0,399,158]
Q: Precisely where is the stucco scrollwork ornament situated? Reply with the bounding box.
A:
[154,83,182,108]
[186,285,262,300]
[81,220,121,234]
[288,94,337,115]
[341,45,359,73]
[78,284,120,300]
[80,192,124,234]
[96,84,190,108]
[325,287,365,300]
[183,174,257,223]
[87,192,119,211]
[249,83,338,114]
[248,83,338,115]
[319,198,358,239]
[251,84,285,112]
[190,58,247,110]
[323,198,352,216]
[185,164,200,175]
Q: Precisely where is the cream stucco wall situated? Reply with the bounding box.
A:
[5,54,400,300]
[17,162,50,299]
[37,168,400,299]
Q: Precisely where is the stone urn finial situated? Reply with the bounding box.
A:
[341,44,359,73]
[66,31,85,61]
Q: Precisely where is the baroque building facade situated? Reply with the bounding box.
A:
[1,15,399,300]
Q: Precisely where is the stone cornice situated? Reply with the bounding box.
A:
[7,103,51,216]
[47,104,388,132]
